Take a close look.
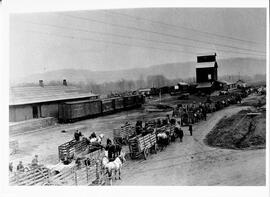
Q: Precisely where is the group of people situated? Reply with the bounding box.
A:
[172,92,244,126]
[9,155,39,174]
[134,114,193,145]
[172,102,208,126]
[74,130,103,146]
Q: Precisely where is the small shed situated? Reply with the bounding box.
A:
[236,79,247,88]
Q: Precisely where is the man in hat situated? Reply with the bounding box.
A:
[31,155,39,167]
[74,130,82,141]
[17,161,25,172]
[189,124,193,136]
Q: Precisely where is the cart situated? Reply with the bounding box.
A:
[58,138,91,161]
[113,122,135,145]
[128,131,157,160]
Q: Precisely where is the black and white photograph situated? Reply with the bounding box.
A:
[0,0,269,196]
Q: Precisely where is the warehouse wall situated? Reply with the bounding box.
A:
[40,103,59,118]
[9,105,33,122]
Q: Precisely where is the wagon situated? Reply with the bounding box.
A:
[156,125,175,143]
[58,138,97,161]
[113,122,135,145]
[128,131,157,160]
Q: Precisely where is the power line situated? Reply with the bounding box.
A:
[57,13,266,54]
[28,30,205,56]
[19,20,265,57]
[104,10,265,46]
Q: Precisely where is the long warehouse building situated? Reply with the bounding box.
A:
[9,80,99,122]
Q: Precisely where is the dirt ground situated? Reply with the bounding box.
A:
[10,109,172,166]
[205,108,266,149]
[114,105,265,186]
[10,95,266,186]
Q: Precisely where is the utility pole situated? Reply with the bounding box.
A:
[159,89,161,104]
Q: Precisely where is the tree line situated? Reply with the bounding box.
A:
[14,73,265,96]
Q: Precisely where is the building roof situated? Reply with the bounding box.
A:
[217,80,231,85]
[178,82,188,85]
[196,82,213,89]
[138,88,151,92]
[196,62,216,68]
[9,85,98,106]
[236,79,246,84]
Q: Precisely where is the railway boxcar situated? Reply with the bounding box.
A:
[123,95,137,109]
[135,94,144,106]
[114,97,124,111]
[59,99,102,122]
[102,99,115,114]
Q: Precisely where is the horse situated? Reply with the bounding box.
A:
[156,132,169,151]
[102,152,126,185]
[174,126,184,142]
[89,133,104,143]
[105,143,122,162]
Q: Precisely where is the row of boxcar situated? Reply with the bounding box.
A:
[59,95,145,123]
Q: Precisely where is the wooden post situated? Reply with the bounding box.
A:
[47,169,51,185]
[86,165,89,184]
[15,172,19,185]
[95,161,99,182]
[74,168,77,185]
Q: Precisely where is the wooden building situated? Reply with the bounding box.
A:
[9,80,99,122]
[196,53,219,93]
[236,79,247,88]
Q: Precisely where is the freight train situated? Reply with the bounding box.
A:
[59,94,145,123]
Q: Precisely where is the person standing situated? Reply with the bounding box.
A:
[9,162,13,173]
[189,125,193,136]
[17,161,25,172]
[31,155,39,167]
[179,127,184,142]
[74,130,82,141]
[166,114,171,125]
[176,121,184,142]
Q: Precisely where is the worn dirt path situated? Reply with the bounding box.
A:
[114,105,265,186]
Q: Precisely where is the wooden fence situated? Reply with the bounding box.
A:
[9,159,107,186]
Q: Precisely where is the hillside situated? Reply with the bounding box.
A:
[12,57,266,85]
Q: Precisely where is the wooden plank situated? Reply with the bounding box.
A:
[16,168,49,182]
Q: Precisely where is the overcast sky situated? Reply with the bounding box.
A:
[10,8,266,81]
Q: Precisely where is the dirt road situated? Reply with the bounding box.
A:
[10,103,265,186]
[114,105,265,186]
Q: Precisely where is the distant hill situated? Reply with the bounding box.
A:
[11,57,266,85]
